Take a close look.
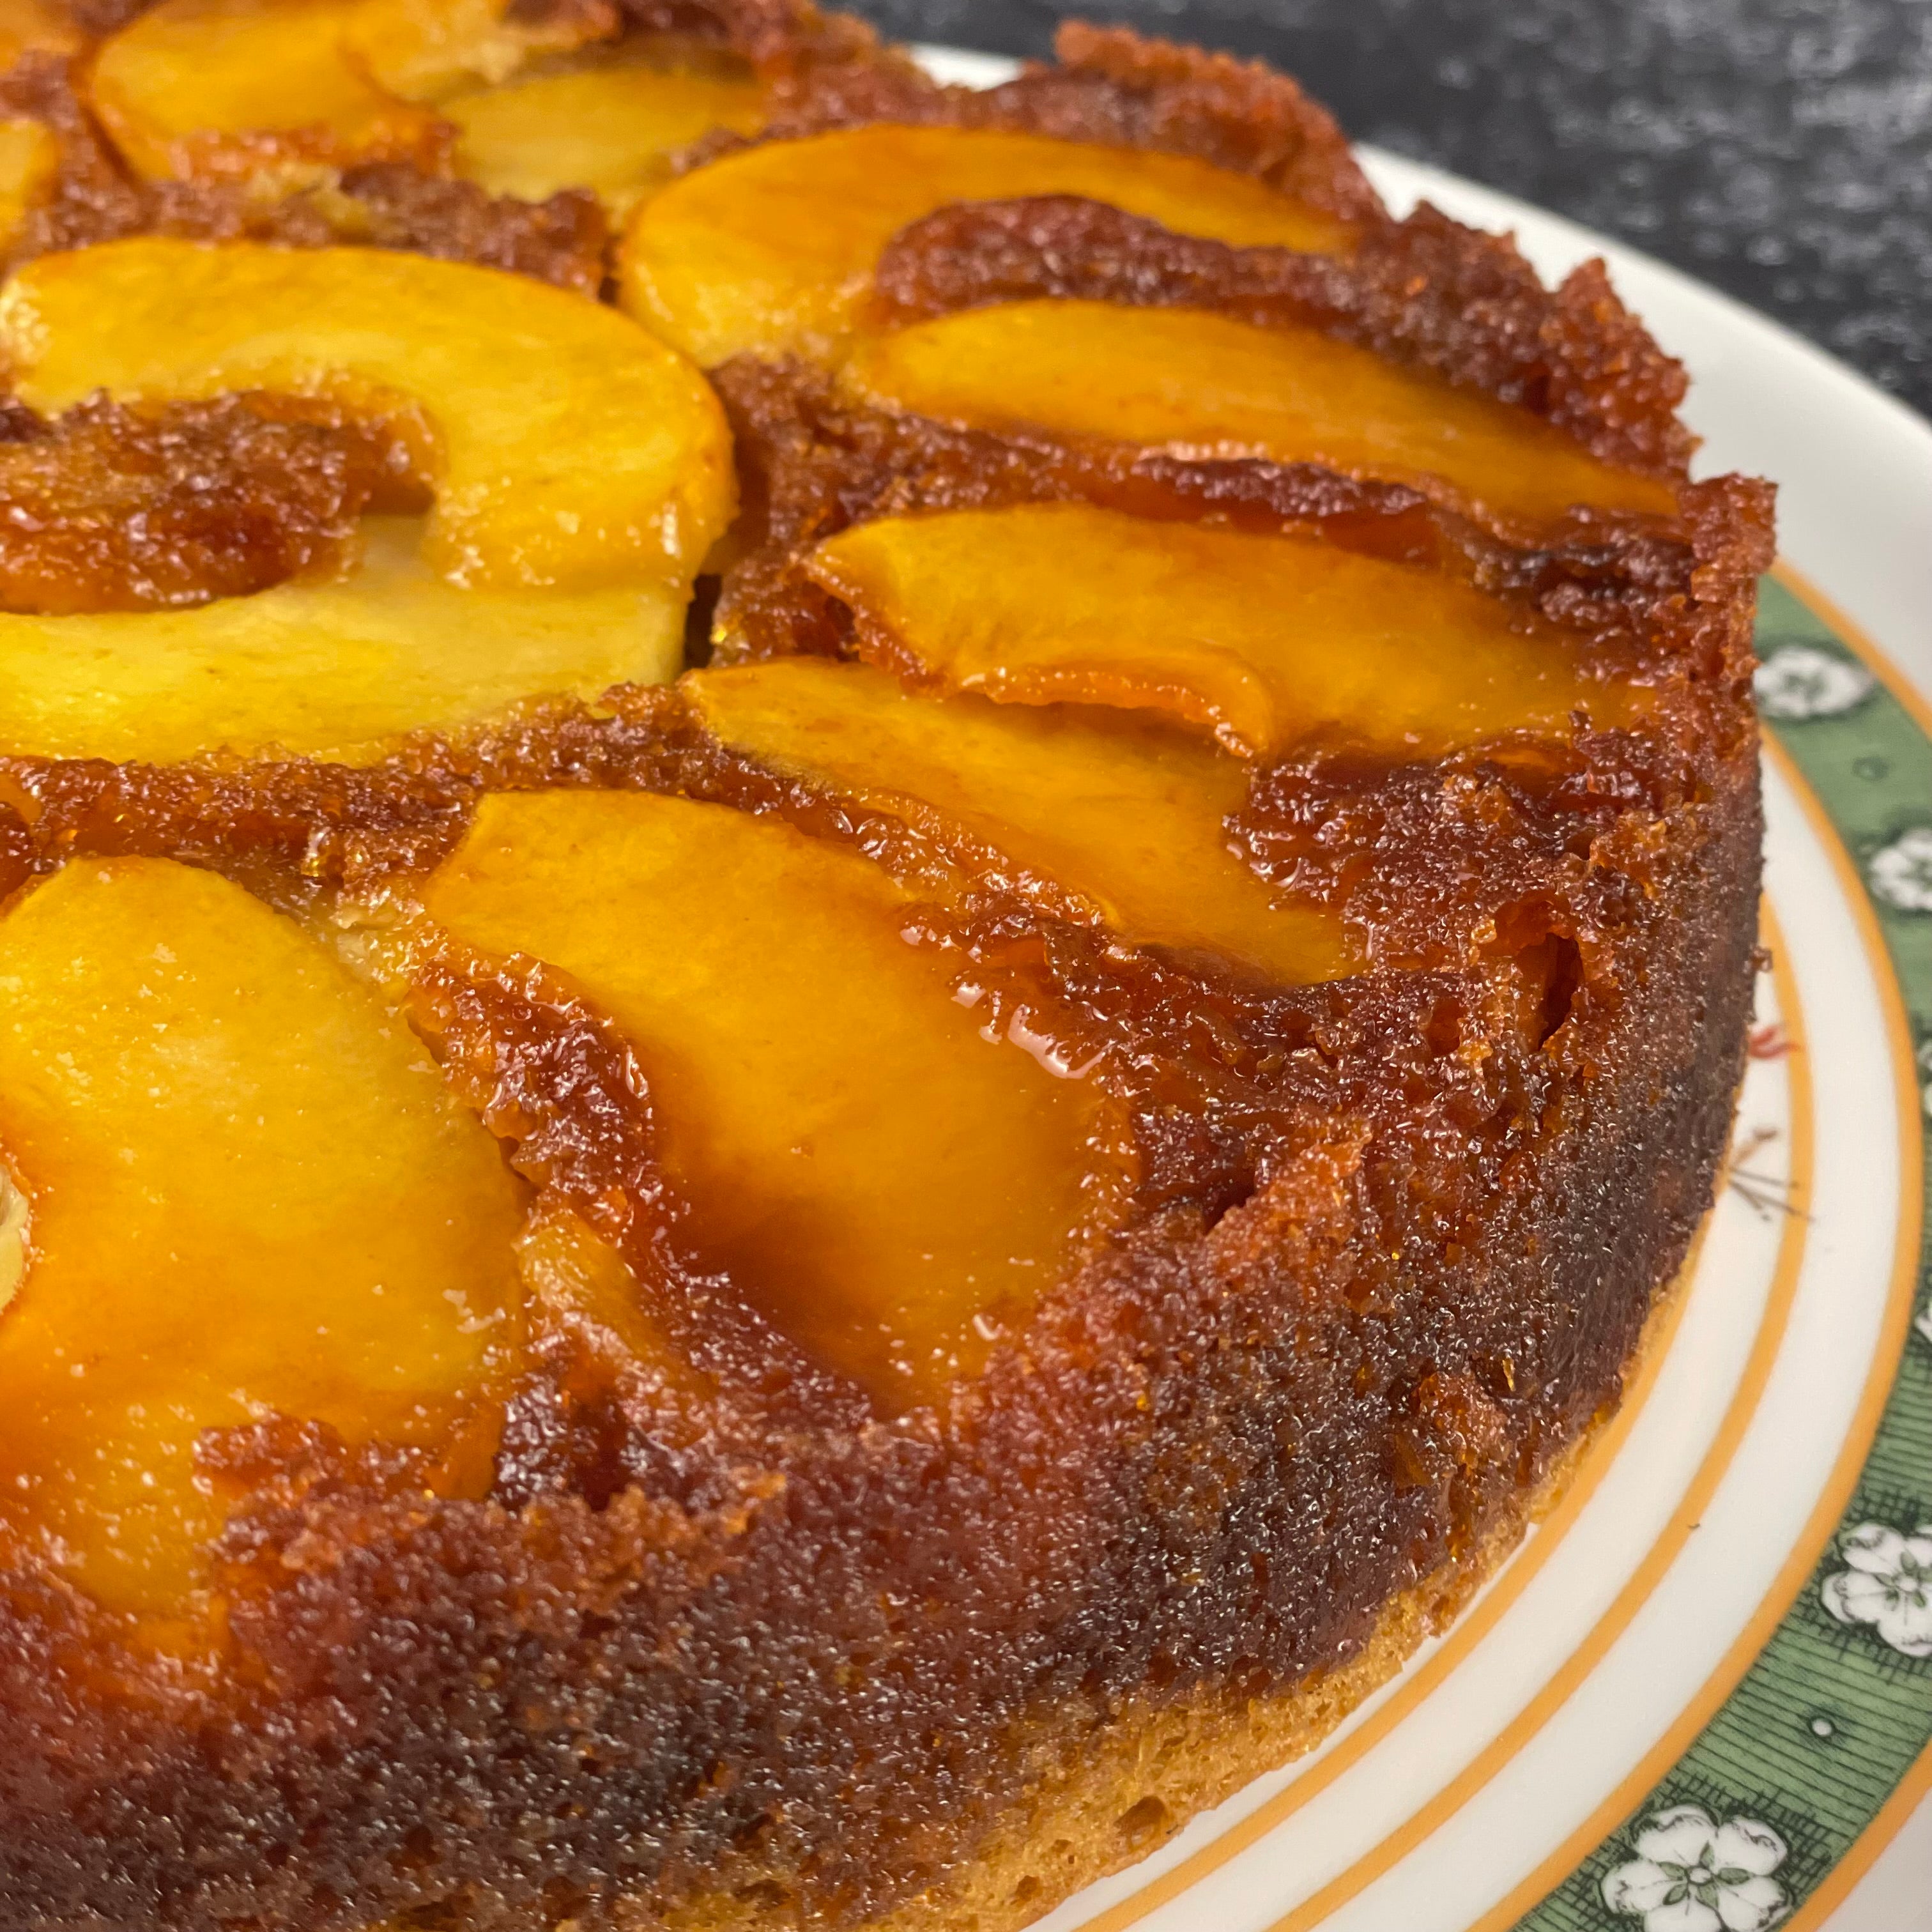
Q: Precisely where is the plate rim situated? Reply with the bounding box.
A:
[908,38,1932,1931]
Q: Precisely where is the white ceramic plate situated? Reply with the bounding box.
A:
[914,45,1932,1932]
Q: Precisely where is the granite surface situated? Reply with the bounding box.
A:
[850,0,1932,425]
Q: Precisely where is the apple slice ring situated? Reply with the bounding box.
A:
[0,235,735,765]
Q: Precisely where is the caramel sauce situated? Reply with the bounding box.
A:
[422,790,1114,1407]
[686,657,1358,983]
[621,123,1355,366]
[841,300,1680,535]
[807,501,1646,757]
[0,856,521,1611]
[0,390,411,615]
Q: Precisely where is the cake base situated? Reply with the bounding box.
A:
[657,1223,1704,1932]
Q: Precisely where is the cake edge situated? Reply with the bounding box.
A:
[636,1212,1708,1932]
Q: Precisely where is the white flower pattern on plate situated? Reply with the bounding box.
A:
[1601,1804,1791,1930]
[1820,1522,1932,1657]
[1869,827,1932,912]
[1753,645,1873,719]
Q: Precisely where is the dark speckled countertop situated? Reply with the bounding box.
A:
[851,0,1932,424]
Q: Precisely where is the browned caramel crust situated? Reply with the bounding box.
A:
[870,195,1693,475]
[0,393,418,612]
[0,53,610,292]
[0,17,1768,1932]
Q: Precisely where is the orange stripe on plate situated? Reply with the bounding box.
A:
[1455,737,1924,1932]
[1772,557,1932,742]
[1781,1740,1932,1931]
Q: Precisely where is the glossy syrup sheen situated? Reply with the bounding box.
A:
[686,658,1357,983]
[422,790,1111,1408]
[807,501,1643,756]
[840,300,1679,533]
[0,858,523,1613]
[621,123,1355,367]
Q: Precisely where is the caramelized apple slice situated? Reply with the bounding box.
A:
[0,0,80,65]
[0,238,735,592]
[620,125,1354,366]
[686,659,1354,984]
[841,302,1678,533]
[806,502,1641,756]
[446,59,765,216]
[0,858,523,1613]
[344,0,617,102]
[423,791,1107,1407]
[89,0,447,184]
[0,116,57,254]
[0,516,685,764]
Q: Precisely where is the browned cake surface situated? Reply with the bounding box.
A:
[0,6,1770,1930]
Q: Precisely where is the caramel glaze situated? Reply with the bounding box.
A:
[0,14,1770,1929]
[0,392,419,612]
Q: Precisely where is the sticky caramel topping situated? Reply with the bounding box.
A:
[621,123,1354,367]
[0,391,410,616]
[686,658,1356,983]
[0,237,736,592]
[422,790,1110,1407]
[0,514,688,764]
[841,300,1680,533]
[806,502,1644,757]
[0,857,523,1612]
[446,58,765,217]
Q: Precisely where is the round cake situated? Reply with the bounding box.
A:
[0,4,1771,1929]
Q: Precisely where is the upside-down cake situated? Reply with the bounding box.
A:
[0,4,1770,1929]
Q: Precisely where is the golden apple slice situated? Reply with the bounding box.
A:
[423,790,1108,1407]
[0,857,524,1613]
[806,502,1641,756]
[620,124,1355,366]
[841,301,1678,533]
[0,238,735,592]
[0,1156,24,1314]
[0,516,685,764]
[344,0,617,102]
[89,0,447,184]
[0,116,58,254]
[686,659,1355,985]
[445,60,765,217]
